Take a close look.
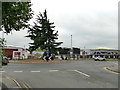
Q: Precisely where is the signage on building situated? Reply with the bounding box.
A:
[14,52,21,57]
[13,51,22,59]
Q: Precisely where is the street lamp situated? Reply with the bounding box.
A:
[71,35,72,49]
[70,35,73,60]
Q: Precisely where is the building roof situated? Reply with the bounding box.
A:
[3,46,24,50]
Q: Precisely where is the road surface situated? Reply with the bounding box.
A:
[2,60,118,88]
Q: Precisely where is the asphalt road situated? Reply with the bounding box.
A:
[2,60,118,88]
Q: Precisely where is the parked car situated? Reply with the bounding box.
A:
[94,56,106,61]
[2,56,9,65]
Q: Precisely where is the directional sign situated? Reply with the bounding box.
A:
[43,56,46,60]
[49,56,51,60]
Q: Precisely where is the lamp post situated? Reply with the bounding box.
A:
[71,35,72,49]
[70,35,73,60]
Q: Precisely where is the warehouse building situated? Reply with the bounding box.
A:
[82,49,119,59]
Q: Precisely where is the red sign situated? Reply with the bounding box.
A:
[14,52,21,57]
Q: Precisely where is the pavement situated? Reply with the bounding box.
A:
[2,60,118,88]
[10,59,119,73]
[0,60,119,88]
[0,59,74,89]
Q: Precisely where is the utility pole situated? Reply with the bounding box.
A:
[70,35,73,60]
[84,45,86,59]
[71,35,72,49]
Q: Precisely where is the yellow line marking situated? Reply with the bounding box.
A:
[3,74,32,89]
[19,80,32,90]
[4,74,22,88]
[21,81,28,89]
[104,67,118,74]
[24,82,32,89]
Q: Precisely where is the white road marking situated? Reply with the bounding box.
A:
[13,79,21,88]
[0,71,6,73]
[13,71,23,72]
[74,70,90,77]
[31,71,41,72]
[49,70,59,72]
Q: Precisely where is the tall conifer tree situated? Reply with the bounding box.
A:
[26,10,62,54]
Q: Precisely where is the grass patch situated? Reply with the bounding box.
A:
[105,59,119,61]
[76,59,119,61]
[78,59,94,60]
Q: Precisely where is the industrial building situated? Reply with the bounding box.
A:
[82,49,119,59]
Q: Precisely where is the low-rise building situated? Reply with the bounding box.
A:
[82,49,119,59]
[3,46,28,60]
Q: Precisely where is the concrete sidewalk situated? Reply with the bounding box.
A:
[106,65,120,73]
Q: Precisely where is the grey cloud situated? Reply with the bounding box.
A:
[55,11,117,49]
[1,0,118,49]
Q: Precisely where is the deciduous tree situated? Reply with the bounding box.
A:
[2,2,33,33]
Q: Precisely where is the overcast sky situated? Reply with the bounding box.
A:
[0,0,119,49]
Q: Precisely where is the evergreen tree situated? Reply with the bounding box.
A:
[26,10,63,54]
[0,38,6,47]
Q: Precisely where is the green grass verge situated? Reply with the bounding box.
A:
[105,59,119,61]
[75,59,119,61]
